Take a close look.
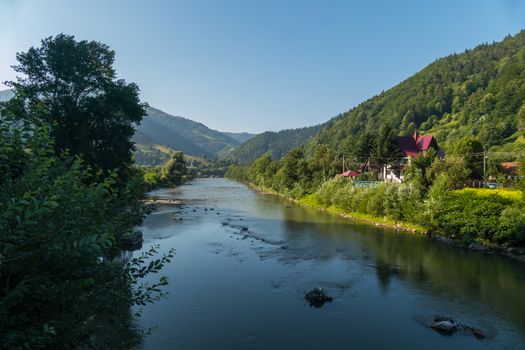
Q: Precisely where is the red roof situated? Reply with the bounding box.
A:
[397,132,435,157]
[340,170,360,177]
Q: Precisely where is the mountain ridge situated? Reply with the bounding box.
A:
[306,30,525,159]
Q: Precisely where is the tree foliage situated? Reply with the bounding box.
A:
[1,34,147,175]
[0,122,174,349]
[0,35,173,349]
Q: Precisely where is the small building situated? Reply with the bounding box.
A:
[498,162,521,180]
[382,130,442,183]
[340,170,360,178]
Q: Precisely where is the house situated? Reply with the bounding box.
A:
[397,130,442,157]
[382,130,442,183]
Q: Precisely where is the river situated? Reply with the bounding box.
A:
[134,178,525,350]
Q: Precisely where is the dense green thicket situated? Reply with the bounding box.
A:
[227,152,525,246]
[0,122,174,349]
[0,35,173,349]
[310,30,525,159]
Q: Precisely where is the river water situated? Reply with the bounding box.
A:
[135,178,525,350]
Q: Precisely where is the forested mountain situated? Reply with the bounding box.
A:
[135,107,241,158]
[221,132,256,143]
[310,30,525,158]
[227,124,326,163]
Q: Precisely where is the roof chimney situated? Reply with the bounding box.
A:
[413,129,419,141]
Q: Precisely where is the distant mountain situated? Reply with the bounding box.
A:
[0,89,14,102]
[221,132,256,144]
[227,124,326,163]
[134,106,240,159]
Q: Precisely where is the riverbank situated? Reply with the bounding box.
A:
[248,183,427,234]
[243,181,525,263]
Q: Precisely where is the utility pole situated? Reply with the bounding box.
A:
[483,148,487,186]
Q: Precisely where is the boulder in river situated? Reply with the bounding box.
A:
[428,316,485,339]
[241,227,249,232]
[468,242,486,251]
[305,287,333,308]
[508,247,525,255]
[120,231,143,250]
[465,326,487,339]
[429,316,458,335]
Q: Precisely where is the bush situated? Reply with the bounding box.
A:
[432,189,518,243]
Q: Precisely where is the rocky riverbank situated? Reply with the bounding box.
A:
[143,197,183,207]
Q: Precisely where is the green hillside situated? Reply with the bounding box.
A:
[134,143,177,166]
[134,106,241,158]
[227,124,326,163]
[311,30,525,159]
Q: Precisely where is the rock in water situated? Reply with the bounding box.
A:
[470,327,486,340]
[305,287,333,308]
[429,316,458,335]
[468,242,486,251]
[120,231,144,250]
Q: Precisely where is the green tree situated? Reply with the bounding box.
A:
[160,152,187,186]
[275,148,310,194]
[354,132,377,160]
[373,124,404,167]
[404,148,438,191]
[451,136,484,179]
[427,156,471,187]
[1,34,147,175]
[517,104,525,133]
[309,144,337,183]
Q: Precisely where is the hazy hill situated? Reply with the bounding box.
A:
[221,132,256,144]
[309,30,525,158]
[227,124,326,163]
[0,89,14,102]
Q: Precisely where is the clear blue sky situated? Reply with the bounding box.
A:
[1,0,524,133]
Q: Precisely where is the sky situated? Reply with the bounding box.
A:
[1,0,525,133]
